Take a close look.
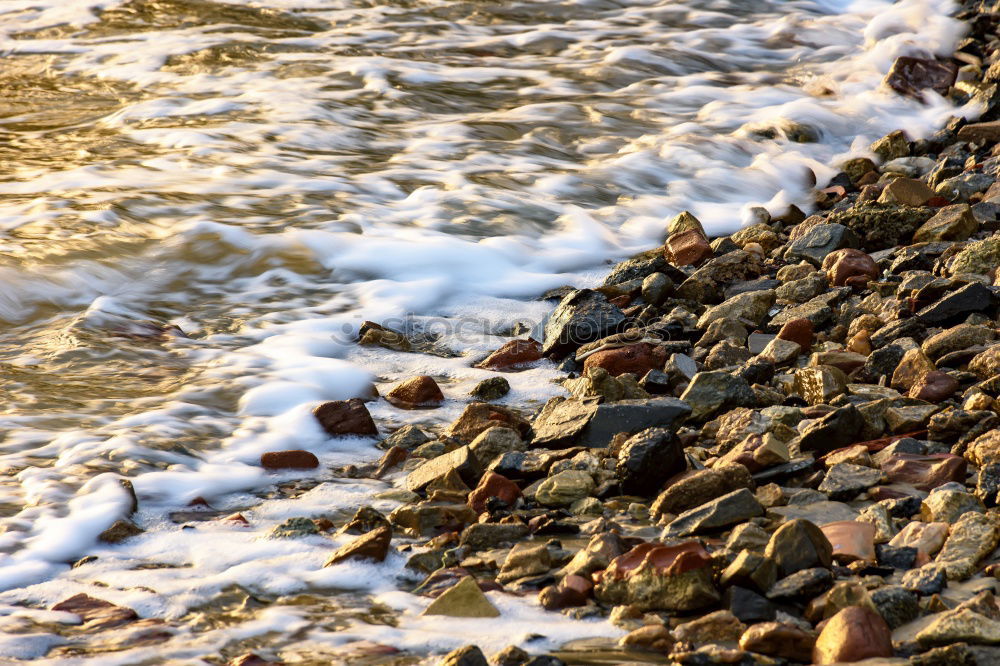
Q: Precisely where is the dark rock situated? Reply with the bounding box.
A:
[876,544,918,569]
[871,318,927,347]
[785,223,860,266]
[767,567,833,601]
[764,518,833,577]
[679,371,755,421]
[99,519,144,544]
[652,465,753,517]
[884,56,958,100]
[665,488,764,537]
[858,344,906,383]
[871,585,920,629]
[470,376,511,401]
[798,405,864,454]
[604,251,671,287]
[260,450,319,470]
[532,397,691,449]
[818,463,883,501]
[724,586,776,624]
[828,202,935,250]
[902,565,947,595]
[314,399,378,437]
[616,427,685,496]
[917,282,994,324]
[542,289,627,358]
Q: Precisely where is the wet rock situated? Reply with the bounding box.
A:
[828,202,934,250]
[538,574,592,610]
[476,339,543,371]
[260,450,319,470]
[564,367,648,402]
[532,396,691,449]
[739,622,815,662]
[470,376,510,401]
[616,427,685,496]
[542,290,627,358]
[921,488,984,523]
[423,577,500,618]
[386,375,445,409]
[764,518,833,577]
[884,56,957,100]
[798,404,864,454]
[406,445,482,492]
[679,372,755,421]
[697,290,776,329]
[535,470,595,507]
[595,541,719,612]
[51,593,138,631]
[916,607,1000,647]
[467,472,521,514]
[902,565,947,595]
[582,342,666,378]
[665,488,764,537]
[314,399,378,437]
[446,403,530,443]
[918,282,994,325]
[651,465,752,517]
[618,624,674,652]
[98,519,144,544]
[227,655,280,666]
[341,507,389,535]
[724,586,776,624]
[935,511,1000,581]
[382,425,431,451]
[820,520,876,562]
[881,453,966,491]
[270,517,320,539]
[560,532,625,579]
[767,567,833,601]
[468,427,525,466]
[667,228,714,267]
[674,610,745,646]
[459,523,528,550]
[438,645,488,666]
[359,322,411,351]
[812,606,893,664]
[871,585,920,630]
[914,204,979,242]
[785,223,860,266]
[871,130,909,162]
[389,502,476,535]
[325,525,392,566]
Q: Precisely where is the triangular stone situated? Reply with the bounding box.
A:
[421,576,500,618]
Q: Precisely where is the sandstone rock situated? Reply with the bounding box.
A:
[917,607,1000,646]
[260,450,320,470]
[314,399,378,437]
[582,343,666,378]
[651,465,752,517]
[909,371,959,402]
[812,606,893,664]
[594,541,719,612]
[968,429,1000,468]
[459,523,528,550]
[828,202,934,250]
[935,511,1000,581]
[739,622,815,662]
[922,324,995,361]
[325,525,392,566]
[884,56,957,100]
[667,228,713,267]
[889,522,949,566]
[871,130,910,162]
[776,318,814,351]
[697,290,776,329]
[476,339,543,371]
[914,204,978,242]
[795,365,848,406]
[948,234,1000,276]
[798,404,864,454]
[920,488,984,523]
[468,427,525,466]
[563,367,648,402]
[891,347,936,392]
[619,624,674,652]
[406,446,482,492]
[468,472,521,514]
[970,345,1000,380]
[679,371,755,421]
[51,594,138,631]
[881,453,966,491]
[498,542,551,583]
[674,610,745,646]
[446,403,530,443]
[877,177,935,206]
[532,396,690,449]
[422,577,499,618]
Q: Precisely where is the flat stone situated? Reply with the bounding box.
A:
[785,223,860,266]
[674,610,746,647]
[679,371,755,421]
[889,521,949,566]
[769,500,860,525]
[767,567,833,601]
[914,204,979,242]
[820,520,876,563]
[697,290,776,329]
[422,576,500,618]
[902,565,947,595]
[884,56,957,100]
[935,511,1000,581]
[878,177,935,206]
[406,446,482,492]
[881,453,966,492]
[260,450,319,470]
[652,465,753,517]
[739,622,815,662]
[798,405,864,454]
[497,542,551,584]
[818,463,882,501]
[958,120,1000,143]
[916,607,1000,646]
[531,397,690,449]
[917,282,994,324]
[535,470,595,507]
[665,488,764,537]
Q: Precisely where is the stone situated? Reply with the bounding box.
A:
[719,550,777,593]
[667,228,713,266]
[498,542,551,583]
[937,172,995,201]
[422,577,500,618]
[386,376,444,409]
[406,446,482,492]
[470,377,510,401]
[382,425,431,451]
[389,501,476,535]
[798,405,865,454]
[325,526,392,566]
[818,463,881,501]
[560,532,625,579]
[869,586,920,632]
[829,202,934,250]
[476,339,543,370]
[764,518,833,577]
[51,594,138,631]
[619,625,674,652]
[935,511,1000,581]
[594,541,719,612]
[820,520,876,563]
[758,337,801,367]
[970,345,1000,380]
[889,522,949,566]
[881,453,966,492]
[665,488,764,537]
[739,622,815,662]
[616,427,685,496]
[724,586,777,624]
[679,371,755,421]
[697,290,776,329]
[532,396,690,449]
[98,519,144,544]
[909,371,960,402]
[958,120,1000,143]
[604,250,670,287]
[767,567,833,601]
[359,322,411,351]
[642,272,673,305]
[884,56,957,100]
[468,427,524,466]
[923,324,995,361]
[968,429,1000,468]
[878,177,935,206]
[270,517,319,539]
[446,403,530,443]
[770,500,860,525]
[885,403,939,433]
[542,290,627,358]
[918,282,994,325]
[438,645,488,666]
[260,450,319,470]
[651,465,753,517]
[914,204,979,242]
[668,210,706,236]
[563,367,648,402]
[890,347,936,392]
[314,399,378,437]
[871,130,909,162]
[460,523,529,550]
[916,607,1000,647]
[822,248,880,288]
[920,489,984,524]
[468,472,521,514]
[776,318,814,351]
[902,565,947,595]
[948,234,1000,276]
[795,365,848,406]
[813,606,893,664]
[674,610,745,646]
[582,343,666,378]
[785,223,860,266]
[535,470,595,507]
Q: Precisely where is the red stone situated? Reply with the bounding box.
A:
[260,450,319,470]
[600,541,712,582]
[468,471,521,514]
[822,248,879,288]
[926,196,952,207]
[666,229,713,267]
[909,371,959,402]
[880,453,967,491]
[374,446,408,478]
[51,594,138,631]
[820,521,876,563]
[475,339,543,371]
[813,606,893,664]
[539,574,593,610]
[777,318,814,351]
[385,375,444,409]
[582,342,667,377]
[314,398,378,437]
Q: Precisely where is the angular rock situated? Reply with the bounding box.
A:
[470,376,510,401]
[325,526,392,566]
[798,405,864,454]
[476,339,543,371]
[871,585,920,630]
[679,372,755,421]
[739,622,815,662]
[542,290,627,358]
[914,204,979,242]
[785,223,859,266]
[884,56,957,100]
[532,396,690,449]
[314,399,378,437]
[878,177,935,206]
[764,518,833,577]
[881,453,966,492]
[920,488,984,524]
[651,465,753,517]
[935,511,1000,581]
[917,282,994,324]
[446,403,530,443]
[818,463,882,501]
[665,488,764,537]
[406,446,482,492]
[768,567,832,601]
[667,228,713,267]
[422,577,500,618]
[820,520,876,563]
[795,365,848,406]
[535,470,595,507]
[616,427,685,496]
[697,290,776,329]
[468,472,521,514]
[916,607,1000,647]
[594,541,719,612]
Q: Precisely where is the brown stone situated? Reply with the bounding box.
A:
[813,606,893,664]
[777,318,813,352]
[909,371,959,402]
[881,453,966,492]
[445,403,530,443]
[820,521,876,563]
[889,521,949,566]
[51,594,138,631]
[228,654,281,666]
[374,446,408,478]
[324,525,392,566]
[891,347,936,392]
[673,610,745,646]
[877,177,935,207]
[847,329,872,355]
[739,622,815,662]
[914,204,978,242]
[475,339,543,370]
[385,375,444,409]
[957,120,1000,143]
[260,450,319,470]
[619,624,674,652]
[666,228,713,267]
[467,472,521,514]
[538,574,592,610]
[884,56,958,101]
[314,399,378,437]
[822,248,879,288]
[582,342,667,377]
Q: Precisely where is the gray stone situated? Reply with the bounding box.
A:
[535,470,595,507]
[819,463,883,501]
[542,289,627,358]
[917,282,994,324]
[405,445,482,491]
[471,377,511,401]
[798,404,865,454]
[785,224,860,266]
[697,290,776,329]
[679,371,755,421]
[531,397,691,449]
[871,586,919,629]
[665,488,764,537]
[902,565,947,595]
[616,427,685,496]
[767,567,833,601]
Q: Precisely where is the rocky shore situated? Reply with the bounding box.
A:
[34,3,1000,666]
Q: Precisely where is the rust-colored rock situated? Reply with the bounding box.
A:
[324,525,392,566]
[539,574,592,610]
[666,229,713,267]
[777,318,814,352]
[909,371,959,402]
[582,342,667,377]
[822,248,879,288]
[314,399,378,437]
[595,541,719,612]
[475,339,543,370]
[467,471,521,514]
[445,403,530,443]
[260,450,319,470]
[813,606,893,664]
[385,375,444,409]
[51,594,138,631]
[739,622,815,662]
[374,446,408,478]
[891,348,936,392]
[820,520,876,563]
[881,453,966,492]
